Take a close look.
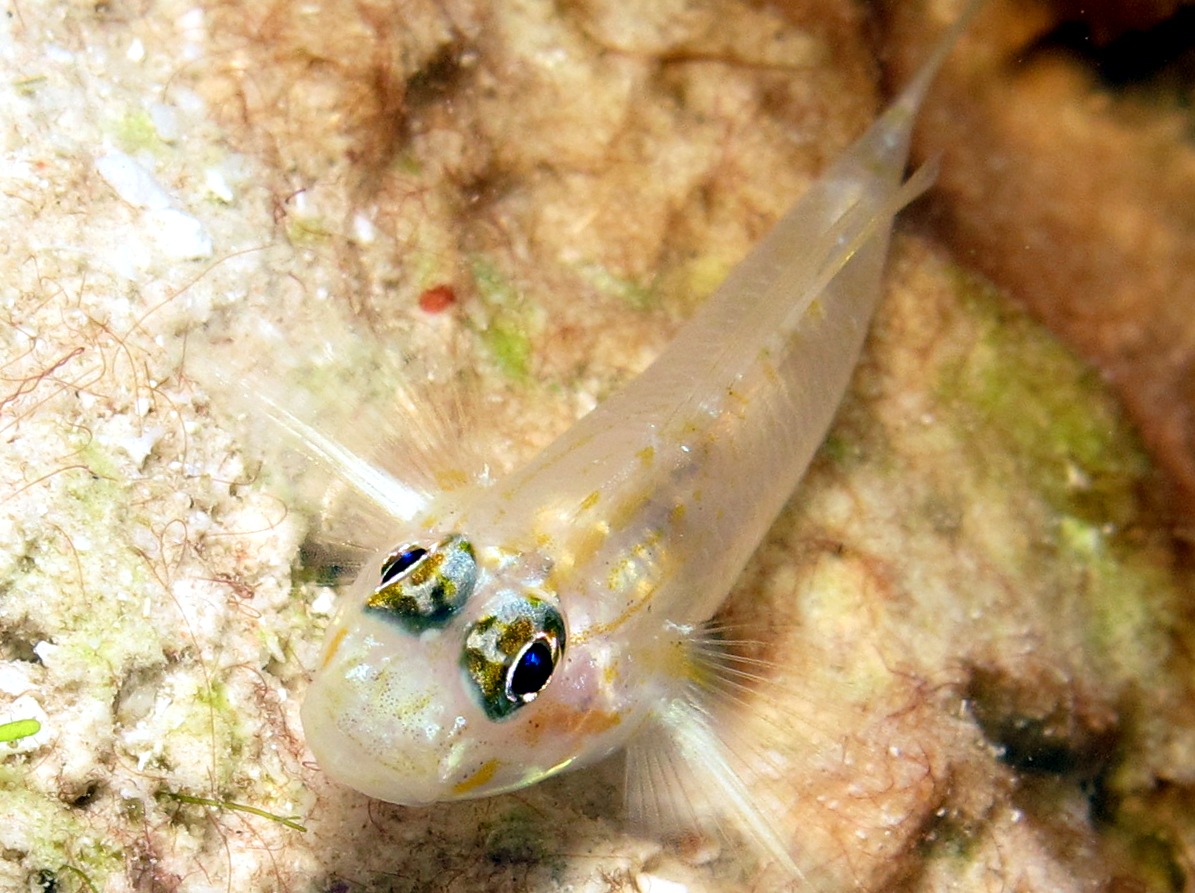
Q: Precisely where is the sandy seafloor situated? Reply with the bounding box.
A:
[1,1,1194,892]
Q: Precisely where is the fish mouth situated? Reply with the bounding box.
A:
[301,626,471,805]
[302,669,460,805]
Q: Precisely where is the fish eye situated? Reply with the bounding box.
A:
[462,593,565,721]
[379,546,428,585]
[507,636,555,700]
[366,534,477,633]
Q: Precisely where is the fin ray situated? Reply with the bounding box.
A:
[628,688,812,887]
[189,307,488,552]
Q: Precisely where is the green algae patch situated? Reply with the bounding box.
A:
[1061,514,1177,684]
[907,260,1183,687]
[0,785,121,889]
[927,266,1182,685]
[471,256,518,309]
[0,718,40,743]
[72,438,124,486]
[157,790,307,832]
[939,267,1149,530]
[1103,788,1194,893]
[484,315,533,382]
[575,262,656,311]
[45,865,102,893]
[657,253,735,319]
[179,679,253,784]
[113,110,160,154]
[471,256,537,381]
[867,247,1195,889]
[394,151,424,176]
[818,431,852,466]
[286,216,333,246]
[14,75,48,97]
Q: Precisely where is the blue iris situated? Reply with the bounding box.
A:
[379,546,427,585]
[509,640,554,697]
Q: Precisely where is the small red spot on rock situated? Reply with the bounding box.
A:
[418,284,456,314]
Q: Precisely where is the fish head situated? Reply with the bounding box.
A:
[301,530,644,804]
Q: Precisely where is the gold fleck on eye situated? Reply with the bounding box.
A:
[462,592,565,721]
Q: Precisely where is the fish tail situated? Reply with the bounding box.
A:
[836,0,983,192]
[887,0,986,122]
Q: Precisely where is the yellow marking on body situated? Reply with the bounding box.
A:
[434,468,470,490]
[636,445,654,466]
[452,759,501,795]
[724,385,750,419]
[579,490,601,511]
[608,488,653,534]
[575,569,673,645]
[566,522,609,573]
[321,626,349,669]
[571,599,647,645]
[605,533,662,592]
[519,704,622,747]
[758,351,780,385]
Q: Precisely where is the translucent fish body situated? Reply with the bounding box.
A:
[299,0,980,861]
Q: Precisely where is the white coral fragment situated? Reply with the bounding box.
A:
[95,151,171,210]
